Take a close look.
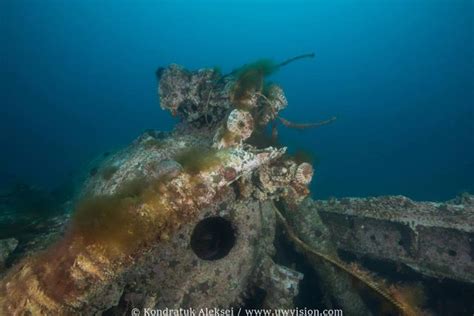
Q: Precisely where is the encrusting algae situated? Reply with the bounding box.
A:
[0,142,285,314]
[0,54,431,315]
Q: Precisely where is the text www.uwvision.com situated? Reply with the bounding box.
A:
[244,309,343,316]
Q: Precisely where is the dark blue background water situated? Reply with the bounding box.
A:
[1,0,473,201]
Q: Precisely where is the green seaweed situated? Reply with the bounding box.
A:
[262,81,275,98]
[115,176,150,198]
[72,146,225,254]
[231,59,278,107]
[72,195,142,251]
[71,176,165,254]
[174,147,221,175]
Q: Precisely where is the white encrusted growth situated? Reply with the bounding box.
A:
[213,109,255,149]
[295,163,314,185]
[226,109,254,140]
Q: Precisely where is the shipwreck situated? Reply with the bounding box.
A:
[0,55,472,315]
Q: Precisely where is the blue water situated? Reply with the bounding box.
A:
[1,0,473,201]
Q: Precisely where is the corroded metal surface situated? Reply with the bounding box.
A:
[314,195,474,283]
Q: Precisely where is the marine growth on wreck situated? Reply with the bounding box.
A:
[0,55,472,316]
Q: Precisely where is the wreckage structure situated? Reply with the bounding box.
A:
[0,56,472,315]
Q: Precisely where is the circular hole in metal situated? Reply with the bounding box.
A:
[190,216,236,260]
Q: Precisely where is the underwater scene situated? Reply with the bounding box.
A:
[1,0,473,315]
